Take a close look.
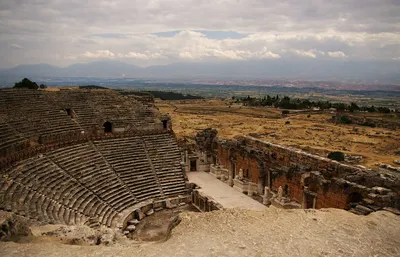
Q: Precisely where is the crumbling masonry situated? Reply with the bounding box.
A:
[184,129,399,215]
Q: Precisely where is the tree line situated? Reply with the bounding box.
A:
[119,90,204,100]
[233,95,396,114]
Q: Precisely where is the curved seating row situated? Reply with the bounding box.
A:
[0,134,187,227]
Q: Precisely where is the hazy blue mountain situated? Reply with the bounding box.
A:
[4,63,64,77]
[64,60,142,77]
[1,59,399,84]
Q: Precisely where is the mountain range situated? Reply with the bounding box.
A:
[0,59,399,84]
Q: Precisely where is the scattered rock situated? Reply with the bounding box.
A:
[98,228,116,245]
[165,199,177,209]
[128,219,140,225]
[38,225,108,246]
[154,207,164,212]
[0,211,33,242]
[350,205,373,215]
[376,162,400,172]
[146,209,155,216]
[127,225,136,232]
[372,186,390,195]
[382,207,400,215]
[345,154,363,163]
[137,210,145,220]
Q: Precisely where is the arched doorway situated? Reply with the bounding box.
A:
[162,120,168,129]
[65,108,72,116]
[65,108,75,119]
[346,192,362,209]
[103,121,112,133]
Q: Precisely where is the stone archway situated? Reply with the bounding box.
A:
[346,192,363,209]
[162,120,168,129]
[103,121,112,133]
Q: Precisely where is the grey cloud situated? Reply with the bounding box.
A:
[0,0,399,68]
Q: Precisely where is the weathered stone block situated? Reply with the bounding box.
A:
[136,210,145,220]
[127,225,136,232]
[128,219,140,225]
[145,209,154,216]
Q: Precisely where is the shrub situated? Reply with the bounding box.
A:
[285,121,290,125]
[327,151,345,162]
[307,114,311,118]
[361,122,376,127]
[282,110,290,115]
[340,115,352,124]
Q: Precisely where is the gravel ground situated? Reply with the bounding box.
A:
[1,207,399,257]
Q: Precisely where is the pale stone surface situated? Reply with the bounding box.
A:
[1,208,399,257]
[146,209,155,216]
[263,186,271,205]
[126,225,136,232]
[277,186,283,199]
[165,199,177,209]
[187,172,266,211]
[128,219,140,225]
[137,211,145,220]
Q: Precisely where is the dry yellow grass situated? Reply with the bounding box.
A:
[157,99,400,168]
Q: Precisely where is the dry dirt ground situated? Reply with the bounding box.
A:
[157,99,400,168]
[1,208,399,257]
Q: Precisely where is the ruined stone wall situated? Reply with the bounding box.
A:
[217,147,259,184]
[270,171,348,209]
[212,135,399,211]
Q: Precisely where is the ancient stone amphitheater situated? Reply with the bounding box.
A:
[0,88,187,230]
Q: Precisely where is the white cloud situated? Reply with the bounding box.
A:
[327,51,347,58]
[125,51,167,60]
[290,49,319,58]
[83,50,115,58]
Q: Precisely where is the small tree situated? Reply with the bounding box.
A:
[340,115,352,124]
[14,78,38,89]
[327,151,345,162]
[39,84,47,89]
[349,102,360,112]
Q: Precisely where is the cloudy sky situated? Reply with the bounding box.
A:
[0,0,399,68]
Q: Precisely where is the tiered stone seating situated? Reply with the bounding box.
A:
[0,134,186,227]
[0,122,27,156]
[142,134,187,197]
[94,137,163,202]
[1,153,124,227]
[0,88,187,228]
[0,157,90,225]
[45,143,137,214]
[0,89,82,139]
[69,103,98,131]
